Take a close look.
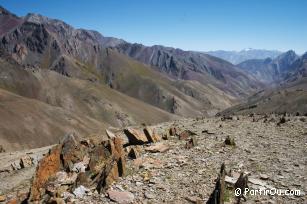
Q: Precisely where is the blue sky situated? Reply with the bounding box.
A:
[1,0,306,53]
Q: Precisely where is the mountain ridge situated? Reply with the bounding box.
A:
[237,50,300,84]
[1,8,263,99]
[0,6,256,150]
[206,48,282,64]
[113,42,263,98]
[221,52,307,115]
[0,6,262,110]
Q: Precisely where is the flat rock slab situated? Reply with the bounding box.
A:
[145,143,170,153]
[260,173,269,180]
[124,128,148,145]
[107,190,135,204]
[225,175,237,185]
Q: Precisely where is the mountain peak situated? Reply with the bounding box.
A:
[277,50,298,61]
[286,50,296,55]
[284,49,296,55]
[24,13,50,24]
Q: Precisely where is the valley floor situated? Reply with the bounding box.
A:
[0,115,306,203]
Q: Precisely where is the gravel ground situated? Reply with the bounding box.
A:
[1,115,306,203]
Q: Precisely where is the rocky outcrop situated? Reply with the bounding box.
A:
[284,52,307,82]
[123,127,161,146]
[26,126,163,202]
[123,128,150,145]
[234,173,248,203]
[207,163,226,204]
[28,133,126,202]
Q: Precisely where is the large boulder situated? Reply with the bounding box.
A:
[60,133,86,172]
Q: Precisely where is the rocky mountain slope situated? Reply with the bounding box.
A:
[237,50,299,84]
[99,49,236,116]
[0,56,178,151]
[114,43,263,98]
[222,51,307,115]
[220,78,307,116]
[284,52,307,82]
[206,49,282,64]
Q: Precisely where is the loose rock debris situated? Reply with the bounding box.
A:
[0,115,306,203]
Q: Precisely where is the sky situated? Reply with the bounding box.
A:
[1,0,306,53]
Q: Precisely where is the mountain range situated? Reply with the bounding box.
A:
[0,6,306,151]
[237,50,300,84]
[222,51,307,115]
[206,48,282,64]
[113,43,262,98]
